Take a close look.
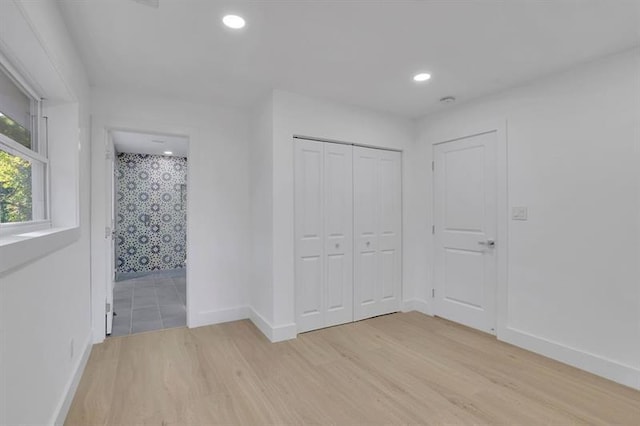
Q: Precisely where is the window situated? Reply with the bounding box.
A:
[0,61,47,234]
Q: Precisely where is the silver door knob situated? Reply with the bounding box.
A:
[335,243,340,248]
[366,241,370,246]
[478,239,495,247]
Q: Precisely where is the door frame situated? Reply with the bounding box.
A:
[430,120,508,337]
[90,116,193,343]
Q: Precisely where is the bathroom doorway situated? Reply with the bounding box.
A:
[108,130,189,336]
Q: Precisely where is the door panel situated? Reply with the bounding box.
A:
[299,255,322,315]
[354,146,402,321]
[295,140,325,332]
[323,143,353,327]
[295,140,353,332]
[434,132,497,334]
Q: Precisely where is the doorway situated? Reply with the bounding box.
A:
[108,130,189,336]
[432,130,499,334]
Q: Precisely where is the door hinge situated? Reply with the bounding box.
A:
[105,226,111,239]
[431,161,434,171]
[106,302,111,313]
[432,288,435,298]
[432,225,435,234]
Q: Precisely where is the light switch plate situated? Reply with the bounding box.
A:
[512,206,528,221]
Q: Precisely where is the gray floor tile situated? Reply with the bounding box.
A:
[114,313,132,325]
[111,314,131,336]
[132,319,164,334]
[162,316,186,329]
[156,286,180,305]
[133,306,161,322]
[135,280,156,289]
[156,285,178,296]
[134,287,156,298]
[114,300,132,312]
[157,293,181,305]
[160,304,186,319]
[111,323,132,337]
[155,278,174,287]
[108,269,186,337]
[115,281,135,290]
[115,288,133,297]
[133,294,157,308]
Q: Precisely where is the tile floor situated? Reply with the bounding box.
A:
[110,269,186,337]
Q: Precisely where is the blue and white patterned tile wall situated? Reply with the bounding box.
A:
[116,153,187,275]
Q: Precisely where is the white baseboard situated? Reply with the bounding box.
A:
[249,307,297,343]
[52,333,93,425]
[189,305,297,343]
[190,305,251,328]
[402,298,432,316]
[500,326,640,390]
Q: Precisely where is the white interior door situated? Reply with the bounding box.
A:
[295,139,324,332]
[105,135,116,335]
[353,146,402,321]
[295,140,354,333]
[433,131,497,334]
[323,142,354,328]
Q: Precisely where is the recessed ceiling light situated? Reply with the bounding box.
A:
[223,14,246,29]
[413,73,431,82]
[440,96,456,104]
[164,151,173,155]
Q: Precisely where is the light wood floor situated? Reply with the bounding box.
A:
[66,312,640,425]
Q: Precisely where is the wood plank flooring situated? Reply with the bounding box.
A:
[66,312,640,425]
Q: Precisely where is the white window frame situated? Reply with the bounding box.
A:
[0,54,50,237]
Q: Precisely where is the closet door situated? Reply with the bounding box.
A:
[323,143,353,328]
[295,139,325,332]
[353,146,402,321]
[295,140,354,332]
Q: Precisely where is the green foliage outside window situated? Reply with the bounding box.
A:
[0,112,32,149]
[0,149,32,223]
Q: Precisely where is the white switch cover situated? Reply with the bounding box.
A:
[512,206,528,221]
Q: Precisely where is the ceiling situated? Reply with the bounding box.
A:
[60,0,640,118]
[112,130,189,157]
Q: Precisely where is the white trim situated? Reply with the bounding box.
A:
[249,307,297,342]
[190,306,250,329]
[429,119,508,337]
[0,133,48,164]
[293,134,404,153]
[500,326,640,390]
[0,219,50,237]
[0,47,41,101]
[402,299,432,316]
[51,333,92,426]
[0,226,79,274]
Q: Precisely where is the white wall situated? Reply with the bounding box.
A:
[249,97,274,325]
[269,90,425,338]
[417,48,640,389]
[0,1,92,424]
[90,89,252,335]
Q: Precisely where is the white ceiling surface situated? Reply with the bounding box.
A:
[111,130,189,157]
[60,0,640,118]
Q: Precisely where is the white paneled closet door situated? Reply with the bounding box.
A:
[353,146,402,321]
[294,139,353,333]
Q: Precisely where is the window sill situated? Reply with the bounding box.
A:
[0,226,80,275]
